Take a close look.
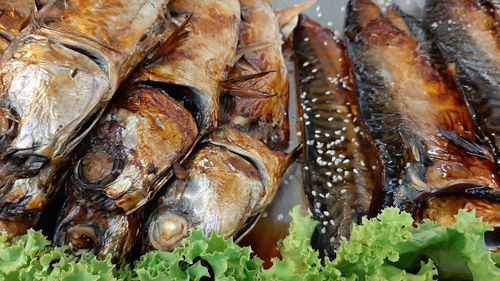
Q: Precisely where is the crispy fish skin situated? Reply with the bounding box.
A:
[64,84,198,214]
[143,126,296,252]
[221,0,290,149]
[294,15,381,257]
[53,199,142,263]
[345,0,500,212]
[0,0,171,238]
[134,0,241,133]
[425,0,500,158]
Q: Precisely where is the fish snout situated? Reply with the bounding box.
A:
[148,212,189,251]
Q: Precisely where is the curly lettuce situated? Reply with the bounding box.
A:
[0,207,498,281]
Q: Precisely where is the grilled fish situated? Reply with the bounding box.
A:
[424,0,500,158]
[142,0,300,252]
[294,15,381,258]
[53,0,240,261]
[143,126,297,252]
[344,0,500,213]
[0,0,172,238]
[221,0,290,149]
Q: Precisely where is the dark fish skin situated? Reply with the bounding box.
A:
[221,0,290,149]
[52,0,241,262]
[53,199,142,263]
[344,0,500,213]
[0,0,172,239]
[294,15,382,258]
[424,0,500,159]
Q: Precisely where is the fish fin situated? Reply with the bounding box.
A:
[221,71,277,98]
[148,13,192,63]
[277,0,316,39]
[439,128,491,159]
[234,42,274,63]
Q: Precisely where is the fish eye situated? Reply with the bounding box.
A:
[75,150,123,186]
[66,225,98,254]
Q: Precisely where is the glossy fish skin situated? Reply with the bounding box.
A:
[425,0,500,158]
[53,0,240,260]
[63,84,198,214]
[0,1,39,53]
[0,0,171,238]
[53,199,142,263]
[143,126,296,252]
[344,0,500,212]
[134,0,241,133]
[294,15,381,257]
[221,0,290,149]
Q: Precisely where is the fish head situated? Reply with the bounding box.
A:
[53,199,141,262]
[0,35,110,164]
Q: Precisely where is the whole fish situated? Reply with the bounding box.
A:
[221,0,291,149]
[424,0,500,159]
[0,0,172,238]
[294,15,382,258]
[144,126,297,252]
[143,0,300,252]
[344,0,500,213]
[53,0,241,261]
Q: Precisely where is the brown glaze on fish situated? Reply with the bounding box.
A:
[143,126,297,252]
[53,199,142,263]
[294,15,381,258]
[0,0,172,238]
[221,0,290,149]
[65,84,198,214]
[53,0,240,260]
[0,1,40,53]
[425,0,500,159]
[134,0,241,133]
[345,0,500,213]
[419,195,500,227]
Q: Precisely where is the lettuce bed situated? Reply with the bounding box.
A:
[1,207,498,281]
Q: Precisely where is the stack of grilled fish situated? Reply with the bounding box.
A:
[0,0,498,264]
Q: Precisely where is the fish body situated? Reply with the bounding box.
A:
[0,0,41,53]
[424,0,500,158]
[344,0,500,212]
[144,126,296,252]
[294,15,381,257]
[0,0,171,238]
[143,0,297,252]
[221,0,290,149]
[53,0,241,261]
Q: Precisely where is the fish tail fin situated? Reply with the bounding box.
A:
[221,71,277,98]
[277,0,316,39]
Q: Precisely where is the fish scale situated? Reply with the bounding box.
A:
[295,14,381,258]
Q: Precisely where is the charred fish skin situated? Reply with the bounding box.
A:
[295,15,382,257]
[143,126,296,252]
[53,199,142,263]
[424,0,500,159]
[345,0,500,212]
[134,0,241,133]
[221,0,290,150]
[0,0,172,238]
[64,84,198,214]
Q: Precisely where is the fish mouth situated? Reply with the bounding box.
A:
[148,211,189,251]
[60,224,100,256]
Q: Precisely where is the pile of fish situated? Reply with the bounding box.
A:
[0,0,498,263]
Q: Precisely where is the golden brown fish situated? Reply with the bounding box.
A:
[52,0,241,261]
[0,0,41,53]
[294,15,382,258]
[0,0,172,238]
[424,0,500,159]
[344,0,500,213]
[221,0,290,149]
